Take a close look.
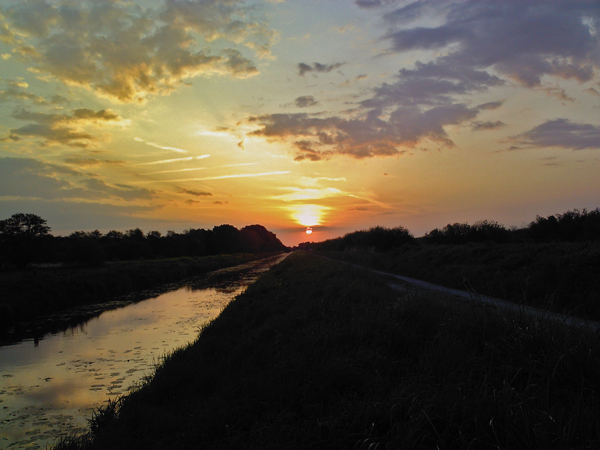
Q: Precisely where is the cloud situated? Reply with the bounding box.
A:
[355,0,397,8]
[294,95,318,108]
[362,60,503,109]
[0,157,155,201]
[510,119,600,150]
[0,198,159,233]
[383,1,600,87]
[133,137,192,154]
[249,103,477,160]
[64,158,126,167]
[298,62,345,76]
[0,0,273,103]
[180,188,212,197]
[4,108,123,147]
[471,121,506,131]
[161,171,291,182]
[586,87,600,98]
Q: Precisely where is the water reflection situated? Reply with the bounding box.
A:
[0,254,287,449]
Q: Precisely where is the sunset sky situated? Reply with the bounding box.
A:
[1,0,599,246]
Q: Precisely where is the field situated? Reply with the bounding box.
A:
[56,252,600,449]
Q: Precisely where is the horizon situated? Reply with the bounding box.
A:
[1,0,599,248]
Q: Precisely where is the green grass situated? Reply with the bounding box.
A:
[0,253,278,332]
[318,241,600,321]
[55,252,600,449]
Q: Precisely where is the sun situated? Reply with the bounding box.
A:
[305,227,313,235]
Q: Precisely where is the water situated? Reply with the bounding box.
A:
[0,254,288,449]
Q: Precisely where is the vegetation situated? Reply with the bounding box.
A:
[55,252,600,449]
[0,213,288,268]
[310,208,600,320]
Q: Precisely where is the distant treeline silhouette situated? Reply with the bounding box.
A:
[312,208,600,251]
[0,213,287,267]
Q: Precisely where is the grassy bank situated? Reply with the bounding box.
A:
[318,241,600,321]
[56,252,600,449]
[0,253,278,332]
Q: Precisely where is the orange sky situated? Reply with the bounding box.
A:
[1,0,599,246]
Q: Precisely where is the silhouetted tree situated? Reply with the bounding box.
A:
[0,213,51,266]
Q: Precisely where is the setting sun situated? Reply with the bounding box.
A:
[306,227,312,235]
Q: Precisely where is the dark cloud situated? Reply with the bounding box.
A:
[0,157,155,201]
[355,0,398,8]
[0,78,71,106]
[477,101,504,111]
[471,121,507,131]
[294,96,318,108]
[64,158,125,167]
[383,1,599,87]
[298,62,345,76]
[510,119,600,151]
[180,188,212,197]
[249,103,477,160]
[5,108,122,147]
[362,60,503,109]
[0,0,273,103]
[0,198,159,233]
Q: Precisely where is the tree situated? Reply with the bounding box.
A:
[0,213,50,238]
[0,213,51,266]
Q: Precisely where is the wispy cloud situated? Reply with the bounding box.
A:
[144,162,258,175]
[160,171,291,183]
[133,137,196,154]
[134,156,210,166]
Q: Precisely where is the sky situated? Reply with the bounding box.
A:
[1,0,599,247]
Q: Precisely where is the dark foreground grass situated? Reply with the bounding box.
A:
[56,252,600,449]
[318,241,600,321]
[0,253,274,332]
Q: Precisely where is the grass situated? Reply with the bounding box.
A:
[317,240,600,321]
[55,252,600,449]
[0,253,279,333]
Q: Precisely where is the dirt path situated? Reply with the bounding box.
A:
[322,255,600,332]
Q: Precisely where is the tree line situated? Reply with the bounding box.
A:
[0,213,288,267]
[309,208,600,252]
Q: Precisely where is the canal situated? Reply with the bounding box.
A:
[0,254,288,449]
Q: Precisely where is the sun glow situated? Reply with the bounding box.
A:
[290,204,328,227]
[305,227,312,235]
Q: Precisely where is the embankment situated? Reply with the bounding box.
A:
[318,241,600,321]
[56,252,600,450]
[0,253,281,332]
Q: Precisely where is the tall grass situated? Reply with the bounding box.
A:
[55,252,600,449]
